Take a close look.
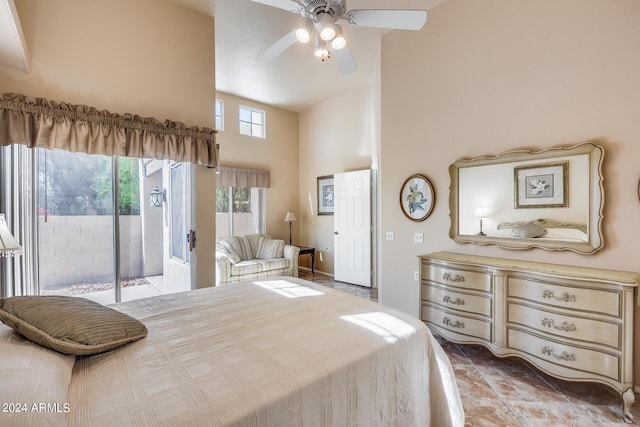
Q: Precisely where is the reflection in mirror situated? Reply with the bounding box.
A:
[449,142,604,254]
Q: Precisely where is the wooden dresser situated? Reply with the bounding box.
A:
[420,251,639,423]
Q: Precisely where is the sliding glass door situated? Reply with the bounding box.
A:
[33,149,191,302]
[38,149,117,303]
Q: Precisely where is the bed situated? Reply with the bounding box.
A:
[489,218,588,242]
[0,277,464,427]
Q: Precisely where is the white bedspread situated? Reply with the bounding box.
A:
[67,277,464,426]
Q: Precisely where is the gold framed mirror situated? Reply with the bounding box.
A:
[449,142,604,254]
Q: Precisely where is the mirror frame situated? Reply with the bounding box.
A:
[449,142,604,254]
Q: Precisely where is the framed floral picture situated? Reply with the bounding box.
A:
[400,174,435,222]
[514,161,568,208]
[317,175,334,215]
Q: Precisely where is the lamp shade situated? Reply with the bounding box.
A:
[0,214,23,257]
[475,207,487,219]
[284,211,297,222]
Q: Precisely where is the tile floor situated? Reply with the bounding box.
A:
[299,269,640,426]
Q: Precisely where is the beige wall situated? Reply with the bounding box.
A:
[299,84,376,275]
[0,0,217,288]
[380,0,640,378]
[214,92,299,242]
[380,0,640,313]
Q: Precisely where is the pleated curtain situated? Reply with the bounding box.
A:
[0,93,217,167]
[217,166,270,188]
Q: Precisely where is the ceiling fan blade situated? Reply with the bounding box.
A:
[333,46,358,74]
[249,0,302,13]
[257,30,298,62]
[345,9,427,30]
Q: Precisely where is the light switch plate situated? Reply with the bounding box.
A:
[414,233,424,243]
[386,231,394,240]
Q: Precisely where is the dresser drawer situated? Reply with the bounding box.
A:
[507,277,620,317]
[422,303,492,341]
[508,328,620,381]
[422,263,491,292]
[507,303,620,349]
[422,285,491,317]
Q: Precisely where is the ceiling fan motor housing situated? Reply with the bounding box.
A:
[300,0,345,19]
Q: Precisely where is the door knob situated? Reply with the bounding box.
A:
[334,231,339,235]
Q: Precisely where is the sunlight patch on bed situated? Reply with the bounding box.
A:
[252,279,324,298]
[341,312,415,343]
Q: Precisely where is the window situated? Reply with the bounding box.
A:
[215,99,224,131]
[216,186,265,236]
[239,105,265,138]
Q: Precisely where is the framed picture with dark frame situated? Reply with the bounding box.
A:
[514,161,568,208]
[317,175,334,215]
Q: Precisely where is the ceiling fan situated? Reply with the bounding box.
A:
[252,0,427,74]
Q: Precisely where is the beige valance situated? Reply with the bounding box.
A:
[0,93,217,167]
[217,166,270,188]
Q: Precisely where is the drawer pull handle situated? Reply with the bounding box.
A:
[541,318,576,332]
[442,273,465,283]
[541,346,576,362]
[542,290,576,303]
[442,317,465,329]
[443,295,465,306]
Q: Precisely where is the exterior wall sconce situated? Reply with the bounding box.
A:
[150,187,164,208]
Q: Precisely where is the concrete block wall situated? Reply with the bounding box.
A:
[38,215,143,288]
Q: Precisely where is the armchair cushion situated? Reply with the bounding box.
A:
[256,237,285,259]
[216,238,242,264]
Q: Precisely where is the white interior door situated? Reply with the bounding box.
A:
[334,169,371,287]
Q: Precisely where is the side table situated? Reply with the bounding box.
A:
[296,246,315,274]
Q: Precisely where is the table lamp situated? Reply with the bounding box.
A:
[475,207,487,236]
[284,211,297,245]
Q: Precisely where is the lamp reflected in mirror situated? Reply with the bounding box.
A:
[475,207,487,236]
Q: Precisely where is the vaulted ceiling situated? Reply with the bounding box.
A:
[0,0,446,113]
[171,0,445,112]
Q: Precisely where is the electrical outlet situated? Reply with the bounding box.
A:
[386,231,394,240]
[414,233,424,243]
[413,271,419,281]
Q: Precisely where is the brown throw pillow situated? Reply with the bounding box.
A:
[0,296,148,355]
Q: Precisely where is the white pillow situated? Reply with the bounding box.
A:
[0,325,74,426]
[512,222,547,238]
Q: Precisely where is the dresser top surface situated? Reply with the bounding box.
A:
[420,251,640,286]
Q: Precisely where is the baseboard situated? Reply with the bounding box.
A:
[298,266,333,277]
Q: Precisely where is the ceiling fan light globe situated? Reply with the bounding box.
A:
[314,47,328,58]
[295,28,311,43]
[331,35,346,49]
[320,27,336,41]
[316,13,336,41]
